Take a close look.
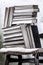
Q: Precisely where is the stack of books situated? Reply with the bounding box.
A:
[4,5,39,27]
[12,5,39,25]
[3,5,39,48]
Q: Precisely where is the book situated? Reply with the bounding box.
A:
[4,8,9,27]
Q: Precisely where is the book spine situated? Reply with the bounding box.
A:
[4,8,9,27]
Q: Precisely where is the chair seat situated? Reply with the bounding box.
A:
[0,47,38,55]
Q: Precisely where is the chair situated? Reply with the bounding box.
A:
[0,24,39,65]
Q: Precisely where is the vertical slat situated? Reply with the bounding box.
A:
[20,24,30,48]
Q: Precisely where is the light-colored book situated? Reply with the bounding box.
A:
[4,8,9,27]
[0,47,38,54]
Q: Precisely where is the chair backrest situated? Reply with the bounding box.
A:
[2,24,31,48]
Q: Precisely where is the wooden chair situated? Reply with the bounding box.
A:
[0,24,39,65]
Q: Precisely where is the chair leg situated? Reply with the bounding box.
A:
[18,55,22,65]
[5,55,10,65]
[5,59,9,65]
[18,61,22,65]
[34,53,39,65]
